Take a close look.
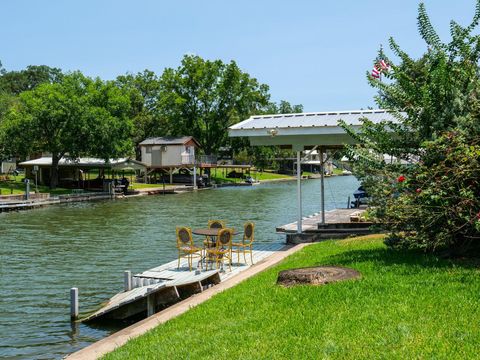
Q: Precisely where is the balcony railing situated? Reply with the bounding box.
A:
[181,154,217,166]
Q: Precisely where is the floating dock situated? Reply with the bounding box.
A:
[81,242,285,323]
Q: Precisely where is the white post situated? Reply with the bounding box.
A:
[192,147,197,190]
[70,287,79,320]
[296,151,302,234]
[320,147,325,225]
[124,270,132,292]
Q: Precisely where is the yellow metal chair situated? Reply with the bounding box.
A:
[205,228,233,271]
[204,220,226,248]
[232,222,255,264]
[176,226,202,271]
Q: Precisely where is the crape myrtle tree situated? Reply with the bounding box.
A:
[341,1,480,254]
[158,55,271,155]
[1,72,133,188]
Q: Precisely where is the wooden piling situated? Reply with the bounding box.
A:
[146,291,155,317]
[124,271,132,291]
[70,287,79,320]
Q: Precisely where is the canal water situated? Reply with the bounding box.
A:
[0,176,358,359]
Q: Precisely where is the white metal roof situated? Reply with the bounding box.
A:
[19,157,146,169]
[229,109,397,130]
[228,109,401,149]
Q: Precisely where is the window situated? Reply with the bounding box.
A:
[145,146,152,154]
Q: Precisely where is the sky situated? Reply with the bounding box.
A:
[0,0,476,112]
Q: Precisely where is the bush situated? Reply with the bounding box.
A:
[380,133,480,254]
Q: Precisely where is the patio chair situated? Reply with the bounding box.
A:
[232,222,255,264]
[205,228,233,271]
[176,226,202,271]
[204,220,226,248]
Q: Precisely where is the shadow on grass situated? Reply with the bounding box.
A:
[318,246,480,271]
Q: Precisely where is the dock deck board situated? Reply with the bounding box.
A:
[276,208,366,233]
[83,241,285,322]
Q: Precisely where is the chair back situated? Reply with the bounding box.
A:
[176,226,193,248]
[208,220,225,229]
[243,222,255,244]
[217,228,233,249]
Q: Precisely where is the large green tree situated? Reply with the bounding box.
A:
[158,55,270,154]
[0,64,63,95]
[342,1,480,253]
[115,70,168,159]
[1,72,133,188]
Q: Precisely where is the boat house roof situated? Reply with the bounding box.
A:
[228,109,400,150]
[19,157,146,170]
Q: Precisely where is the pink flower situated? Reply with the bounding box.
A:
[397,175,406,183]
[416,188,422,193]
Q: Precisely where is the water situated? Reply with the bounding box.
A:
[0,176,358,359]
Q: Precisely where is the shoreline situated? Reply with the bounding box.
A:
[0,175,353,212]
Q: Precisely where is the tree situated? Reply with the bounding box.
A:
[341,1,480,254]
[237,100,304,169]
[1,72,133,188]
[0,65,63,95]
[116,70,168,159]
[158,55,270,154]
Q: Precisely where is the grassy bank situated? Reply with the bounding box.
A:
[103,235,480,359]
[0,179,71,195]
[212,171,292,184]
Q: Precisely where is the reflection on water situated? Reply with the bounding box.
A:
[0,176,358,359]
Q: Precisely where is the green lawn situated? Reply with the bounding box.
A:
[130,182,175,189]
[211,170,292,183]
[103,235,480,359]
[0,179,72,195]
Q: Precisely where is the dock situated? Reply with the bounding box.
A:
[276,208,373,243]
[81,242,285,323]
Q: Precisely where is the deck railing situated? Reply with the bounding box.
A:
[198,155,217,165]
[181,154,217,166]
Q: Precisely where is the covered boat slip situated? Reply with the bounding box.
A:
[82,242,285,323]
[228,109,397,236]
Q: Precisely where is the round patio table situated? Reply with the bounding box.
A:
[192,228,239,237]
[193,228,240,270]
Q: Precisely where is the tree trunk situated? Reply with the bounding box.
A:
[50,153,60,189]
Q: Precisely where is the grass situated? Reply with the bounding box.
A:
[102,235,480,359]
[211,170,292,183]
[0,179,72,195]
[130,182,175,189]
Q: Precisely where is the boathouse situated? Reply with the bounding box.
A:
[228,109,401,241]
[139,136,218,184]
[19,157,146,188]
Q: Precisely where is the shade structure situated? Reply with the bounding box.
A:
[228,109,399,233]
[110,159,147,171]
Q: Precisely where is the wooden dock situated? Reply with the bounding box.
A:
[81,242,285,323]
[276,208,373,243]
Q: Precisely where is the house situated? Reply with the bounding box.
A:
[139,136,203,184]
[139,136,201,168]
[0,159,16,174]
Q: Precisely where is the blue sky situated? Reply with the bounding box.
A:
[1,0,475,111]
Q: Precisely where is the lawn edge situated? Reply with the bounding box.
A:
[66,242,310,360]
